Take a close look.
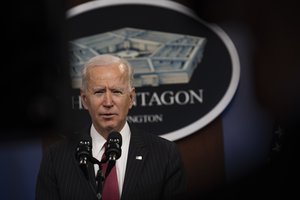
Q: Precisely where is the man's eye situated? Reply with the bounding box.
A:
[113,90,123,95]
[94,90,104,94]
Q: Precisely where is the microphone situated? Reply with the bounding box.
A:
[103,131,122,178]
[104,131,122,162]
[75,134,92,179]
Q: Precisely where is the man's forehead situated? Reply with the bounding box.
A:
[87,63,126,73]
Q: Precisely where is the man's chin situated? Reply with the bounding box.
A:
[102,124,117,132]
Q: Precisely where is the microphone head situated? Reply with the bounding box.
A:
[108,131,122,147]
[75,134,92,162]
[105,131,122,161]
[75,134,92,180]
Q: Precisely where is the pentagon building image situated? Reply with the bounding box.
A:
[69,27,207,88]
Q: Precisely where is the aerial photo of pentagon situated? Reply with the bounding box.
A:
[69,27,207,88]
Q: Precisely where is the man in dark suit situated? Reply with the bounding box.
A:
[36,54,187,200]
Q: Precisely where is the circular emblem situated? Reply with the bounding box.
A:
[67,0,240,141]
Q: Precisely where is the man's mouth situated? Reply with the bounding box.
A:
[101,113,116,118]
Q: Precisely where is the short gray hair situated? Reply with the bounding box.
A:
[81,54,134,91]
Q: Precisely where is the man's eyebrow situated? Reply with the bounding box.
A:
[111,87,126,92]
[91,86,105,90]
[91,86,126,91]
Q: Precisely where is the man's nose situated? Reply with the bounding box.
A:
[103,91,113,107]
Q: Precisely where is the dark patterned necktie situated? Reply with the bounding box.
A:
[101,143,120,200]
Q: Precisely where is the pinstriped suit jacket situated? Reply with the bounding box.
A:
[36,125,187,200]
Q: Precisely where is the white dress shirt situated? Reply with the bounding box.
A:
[90,122,130,196]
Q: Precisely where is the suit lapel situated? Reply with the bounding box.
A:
[121,128,148,199]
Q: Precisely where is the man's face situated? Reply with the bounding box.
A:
[81,63,135,136]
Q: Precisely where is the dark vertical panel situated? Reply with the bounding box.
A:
[0,0,72,141]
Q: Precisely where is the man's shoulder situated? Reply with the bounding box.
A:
[43,131,85,154]
[129,124,176,148]
[42,136,69,155]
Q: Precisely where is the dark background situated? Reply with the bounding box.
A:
[181,0,300,199]
[0,0,72,140]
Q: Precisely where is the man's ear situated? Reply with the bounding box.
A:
[129,88,136,109]
[80,90,88,110]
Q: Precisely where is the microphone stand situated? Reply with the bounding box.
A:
[90,156,117,200]
[76,133,121,199]
[89,157,106,200]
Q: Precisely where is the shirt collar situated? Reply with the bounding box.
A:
[91,122,131,157]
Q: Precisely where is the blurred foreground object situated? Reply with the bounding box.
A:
[0,0,72,141]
